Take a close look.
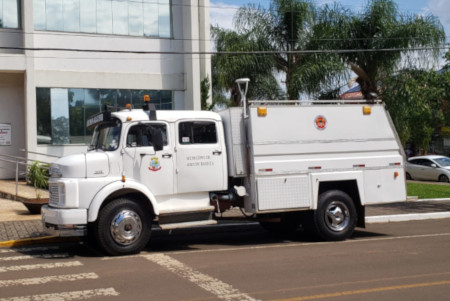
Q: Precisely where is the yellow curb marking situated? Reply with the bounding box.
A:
[0,236,79,248]
[270,280,450,301]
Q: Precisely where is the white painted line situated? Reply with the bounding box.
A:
[143,253,260,301]
[366,212,450,223]
[0,272,98,288]
[0,253,70,261]
[0,288,119,301]
[0,261,83,273]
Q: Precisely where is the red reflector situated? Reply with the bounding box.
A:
[353,164,365,168]
[389,163,401,166]
[308,166,322,170]
[259,168,273,172]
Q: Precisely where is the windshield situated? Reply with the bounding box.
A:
[88,119,121,151]
[434,157,450,167]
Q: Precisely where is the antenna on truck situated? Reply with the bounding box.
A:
[235,78,250,118]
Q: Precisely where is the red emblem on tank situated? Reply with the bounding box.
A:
[314,115,327,130]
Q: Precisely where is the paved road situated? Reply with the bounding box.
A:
[1,218,450,300]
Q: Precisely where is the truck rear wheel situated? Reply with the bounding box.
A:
[305,190,356,241]
[95,198,152,256]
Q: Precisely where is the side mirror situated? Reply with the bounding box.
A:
[431,163,437,168]
[151,128,164,151]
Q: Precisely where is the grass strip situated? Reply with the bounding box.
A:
[407,182,450,199]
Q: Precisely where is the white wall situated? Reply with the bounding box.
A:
[0,73,26,179]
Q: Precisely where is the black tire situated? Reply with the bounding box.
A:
[439,175,449,183]
[304,190,357,241]
[94,198,152,256]
[406,172,412,180]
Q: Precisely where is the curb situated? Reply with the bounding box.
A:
[0,236,80,248]
[366,212,450,224]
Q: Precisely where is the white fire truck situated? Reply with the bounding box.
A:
[42,79,407,255]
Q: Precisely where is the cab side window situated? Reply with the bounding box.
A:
[179,121,217,144]
[126,123,168,147]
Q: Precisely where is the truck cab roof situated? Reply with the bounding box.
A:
[111,109,222,124]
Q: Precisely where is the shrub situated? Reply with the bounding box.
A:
[28,161,49,190]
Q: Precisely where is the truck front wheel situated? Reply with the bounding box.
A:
[305,190,356,241]
[95,198,152,256]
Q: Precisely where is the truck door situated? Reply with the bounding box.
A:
[176,120,227,193]
[122,122,174,196]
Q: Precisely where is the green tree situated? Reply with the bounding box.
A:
[315,0,445,100]
[212,0,346,103]
[382,69,449,152]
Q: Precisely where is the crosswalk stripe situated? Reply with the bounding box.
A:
[0,272,98,288]
[0,253,70,261]
[143,254,259,301]
[0,261,83,273]
[0,288,119,301]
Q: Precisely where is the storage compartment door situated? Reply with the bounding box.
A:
[257,175,311,211]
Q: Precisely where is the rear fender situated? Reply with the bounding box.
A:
[310,171,365,209]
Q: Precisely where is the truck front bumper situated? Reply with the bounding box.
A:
[41,205,87,237]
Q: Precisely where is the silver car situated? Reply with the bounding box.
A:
[406,155,450,183]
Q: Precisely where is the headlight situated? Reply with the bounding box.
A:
[50,165,62,178]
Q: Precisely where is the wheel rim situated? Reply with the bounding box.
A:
[439,175,449,183]
[110,210,142,246]
[324,201,350,232]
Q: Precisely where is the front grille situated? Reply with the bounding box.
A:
[49,183,62,206]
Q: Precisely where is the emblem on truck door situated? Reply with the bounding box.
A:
[314,115,327,130]
[148,157,162,171]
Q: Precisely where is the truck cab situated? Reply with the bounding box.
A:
[43,106,229,255]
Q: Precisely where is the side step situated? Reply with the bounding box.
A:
[159,220,218,230]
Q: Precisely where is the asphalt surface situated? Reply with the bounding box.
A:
[0,179,449,246]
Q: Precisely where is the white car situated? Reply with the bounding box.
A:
[406,155,450,183]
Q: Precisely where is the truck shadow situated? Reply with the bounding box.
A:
[144,224,387,253]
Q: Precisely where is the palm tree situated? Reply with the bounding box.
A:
[313,0,445,100]
[212,0,347,102]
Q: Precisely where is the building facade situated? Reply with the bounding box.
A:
[0,0,211,179]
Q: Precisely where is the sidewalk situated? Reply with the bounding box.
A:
[0,179,449,246]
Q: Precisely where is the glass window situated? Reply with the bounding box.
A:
[435,157,450,167]
[50,88,70,145]
[89,118,121,151]
[36,88,52,144]
[144,2,158,37]
[97,0,113,34]
[179,122,217,145]
[116,90,131,108]
[37,87,172,145]
[158,1,171,38]
[46,0,63,31]
[34,0,46,30]
[69,89,86,144]
[63,0,80,32]
[129,1,143,36]
[80,0,96,33]
[112,0,128,35]
[100,89,117,109]
[126,123,167,147]
[2,0,20,28]
[33,0,171,38]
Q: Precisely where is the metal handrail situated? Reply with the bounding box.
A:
[20,149,61,159]
[0,152,53,201]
